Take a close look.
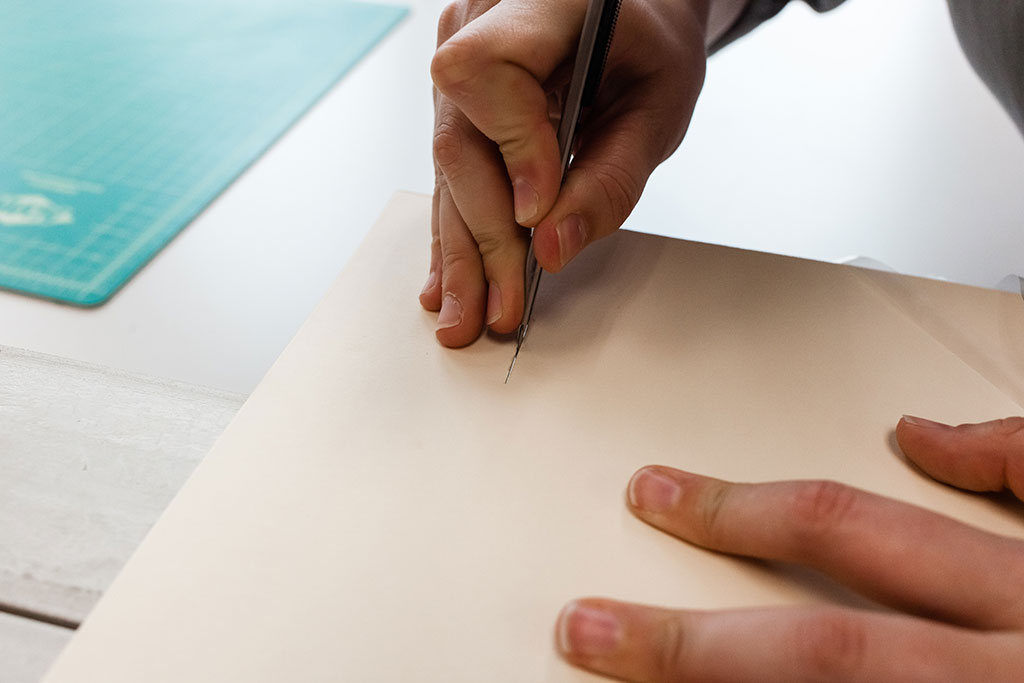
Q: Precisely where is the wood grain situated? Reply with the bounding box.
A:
[0,345,244,626]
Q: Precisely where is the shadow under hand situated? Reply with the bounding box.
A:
[509,229,664,377]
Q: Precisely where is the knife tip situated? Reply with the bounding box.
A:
[504,353,517,384]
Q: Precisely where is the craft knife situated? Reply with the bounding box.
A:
[505,0,622,383]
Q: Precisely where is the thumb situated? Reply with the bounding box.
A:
[896,416,1024,500]
[529,111,658,272]
[531,77,699,272]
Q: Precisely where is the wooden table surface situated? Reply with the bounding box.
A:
[5,2,1024,679]
[0,346,244,682]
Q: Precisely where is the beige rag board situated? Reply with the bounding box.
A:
[44,192,1024,682]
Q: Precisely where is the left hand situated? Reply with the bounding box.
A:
[556,416,1024,681]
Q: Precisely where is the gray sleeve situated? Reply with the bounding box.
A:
[946,1,1024,135]
[709,0,847,53]
[710,1,1024,135]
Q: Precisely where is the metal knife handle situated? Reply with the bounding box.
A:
[517,0,619,340]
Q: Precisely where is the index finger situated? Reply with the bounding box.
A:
[626,466,1024,630]
[431,0,581,226]
[556,599,1019,683]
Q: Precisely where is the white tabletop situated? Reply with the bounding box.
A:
[2,0,1022,395]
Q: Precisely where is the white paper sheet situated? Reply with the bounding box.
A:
[44,192,1024,682]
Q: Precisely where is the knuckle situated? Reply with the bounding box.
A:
[792,613,868,678]
[434,0,510,93]
[496,135,529,161]
[431,33,481,94]
[993,418,1024,497]
[697,481,730,545]
[473,226,518,261]
[656,617,691,680]
[495,115,547,157]
[789,480,860,546]
[441,247,478,276]
[433,172,450,196]
[430,43,457,90]
[433,114,465,171]
[996,416,1024,437]
[435,1,463,44]
[982,545,1024,626]
[589,161,642,228]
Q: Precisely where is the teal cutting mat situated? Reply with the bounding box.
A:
[0,0,406,306]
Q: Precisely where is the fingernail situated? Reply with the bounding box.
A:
[556,214,587,267]
[902,415,950,429]
[513,178,539,225]
[557,601,623,657]
[420,270,438,296]
[628,468,682,513]
[436,293,463,330]
[486,282,502,325]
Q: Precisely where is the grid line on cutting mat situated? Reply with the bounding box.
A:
[0,0,407,305]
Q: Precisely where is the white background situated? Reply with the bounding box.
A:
[1,0,1021,394]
